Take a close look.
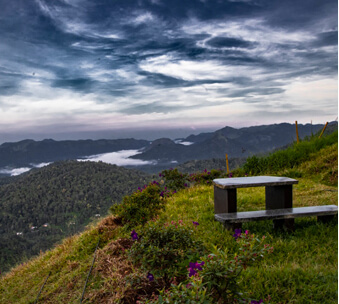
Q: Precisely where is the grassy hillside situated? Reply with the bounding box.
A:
[0,133,337,303]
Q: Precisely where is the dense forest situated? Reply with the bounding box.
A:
[0,160,151,272]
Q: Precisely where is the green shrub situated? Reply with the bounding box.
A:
[189,169,224,185]
[144,278,211,303]
[144,229,273,304]
[110,182,165,228]
[243,156,266,175]
[160,168,190,191]
[128,220,205,280]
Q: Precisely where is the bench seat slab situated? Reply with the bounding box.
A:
[215,205,338,223]
[213,176,298,189]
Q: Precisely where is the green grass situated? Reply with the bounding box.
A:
[0,133,337,303]
[160,184,337,303]
[241,131,338,177]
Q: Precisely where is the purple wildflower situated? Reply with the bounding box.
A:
[229,172,233,178]
[131,230,139,240]
[188,261,204,277]
[192,221,199,226]
[147,272,154,282]
[251,300,263,304]
[195,261,204,270]
[233,228,242,240]
[189,268,197,277]
[159,173,162,177]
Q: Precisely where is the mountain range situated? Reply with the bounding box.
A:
[0,122,336,175]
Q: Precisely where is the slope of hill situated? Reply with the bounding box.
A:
[0,161,151,273]
[0,132,337,303]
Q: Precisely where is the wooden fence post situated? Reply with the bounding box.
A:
[319,122,328,139]
[295,121,299,143]
[225,154,229,175]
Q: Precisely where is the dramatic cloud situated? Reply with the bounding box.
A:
[0,0,337,142]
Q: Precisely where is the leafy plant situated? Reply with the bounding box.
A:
[160,168,190,191]
[110,182,165,229]
[199,230,273,303]
[143,229,273,304]
[143,278,212,304]
[128,220,205,280]
[189,169,224,185]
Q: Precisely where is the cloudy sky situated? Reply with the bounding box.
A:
[0,0,337,142]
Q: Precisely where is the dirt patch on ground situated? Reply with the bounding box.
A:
[85,238,166,303]
[96,216,122,241]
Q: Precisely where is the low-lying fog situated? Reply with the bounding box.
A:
[0,150,157,176]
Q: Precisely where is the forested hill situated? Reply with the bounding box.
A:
[0,138,150,167]
[0,160,151,272]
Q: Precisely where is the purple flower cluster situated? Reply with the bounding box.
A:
[188,261,205,277]
[233,228,242,240]
[251,300,263,304]
[147,272,154,282]
[137,184,148,192]
[192,221,199,226]
[233,228,250,240]
[131,230,139,240]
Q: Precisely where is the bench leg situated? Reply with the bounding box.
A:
[223,222,242,231]
[266,185,294,231]
[266,185,293,209]
[214,186,237,214]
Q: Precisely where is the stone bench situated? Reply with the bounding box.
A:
[213,176,337,230]
[215,205,338,230]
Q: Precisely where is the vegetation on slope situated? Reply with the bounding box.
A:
[0,161,151,273]
[0,131,337,303]
[241,131,337,178]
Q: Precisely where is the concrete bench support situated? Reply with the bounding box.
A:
[214,187,237,214]
[266,185,294,230]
